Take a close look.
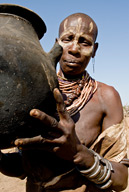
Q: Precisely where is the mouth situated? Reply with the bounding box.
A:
[64,60,82,66]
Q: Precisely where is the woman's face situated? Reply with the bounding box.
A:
[58,16,97,77]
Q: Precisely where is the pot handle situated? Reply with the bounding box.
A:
[48,42,63,69]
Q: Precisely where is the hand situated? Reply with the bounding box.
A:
[15,88,81,162]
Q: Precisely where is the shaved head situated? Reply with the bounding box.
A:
[59,13,98,42]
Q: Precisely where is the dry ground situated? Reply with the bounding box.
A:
[0,173,26,192]
[0,117,129,192]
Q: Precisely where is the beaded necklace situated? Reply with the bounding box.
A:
[57,70,98,116]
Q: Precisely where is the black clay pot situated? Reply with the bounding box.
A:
[0,4,62,149]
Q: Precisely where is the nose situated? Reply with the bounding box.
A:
[68,41,80,55]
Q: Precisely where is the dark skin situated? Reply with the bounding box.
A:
[0,13,128,191]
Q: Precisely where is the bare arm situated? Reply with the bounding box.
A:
[99,83,123,130]
[97,83,128,191]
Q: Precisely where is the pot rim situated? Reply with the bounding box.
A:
[0,3,47,40]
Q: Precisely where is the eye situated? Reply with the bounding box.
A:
[79,37,92,46]
[61,35,73,43]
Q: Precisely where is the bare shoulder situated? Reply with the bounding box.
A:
[97,81,122,104]
[96,81,123,129]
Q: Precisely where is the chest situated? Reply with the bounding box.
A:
[72,97,103,147]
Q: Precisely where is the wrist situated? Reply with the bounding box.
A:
[73,144,95,169]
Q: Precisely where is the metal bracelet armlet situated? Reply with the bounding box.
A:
[76,149,114,189]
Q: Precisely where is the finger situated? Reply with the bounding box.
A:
[30,109,59,129]
[53,88,71,121]
[14,135,45,146]
[15,136,49,150]
[14,136,57,151]
[44,135,65,146]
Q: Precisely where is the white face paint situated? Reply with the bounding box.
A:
[89,22,93,33]
[58,17,94,57]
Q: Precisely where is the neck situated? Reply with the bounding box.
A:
[58,68,86,80]
[57,69,97,116]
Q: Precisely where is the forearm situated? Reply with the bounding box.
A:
[0,152,25,179]
[73,144,128,191]
[111,161,128,191]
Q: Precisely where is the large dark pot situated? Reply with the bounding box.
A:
[0,4,62,149]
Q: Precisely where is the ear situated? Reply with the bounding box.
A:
[92,42,98,58]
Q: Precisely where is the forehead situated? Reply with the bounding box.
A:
[61,17,94,36]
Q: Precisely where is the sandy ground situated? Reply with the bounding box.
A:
[0,117,129,192]
[0,173,26,192]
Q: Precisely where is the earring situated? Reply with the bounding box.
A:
[92,58,95,73]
